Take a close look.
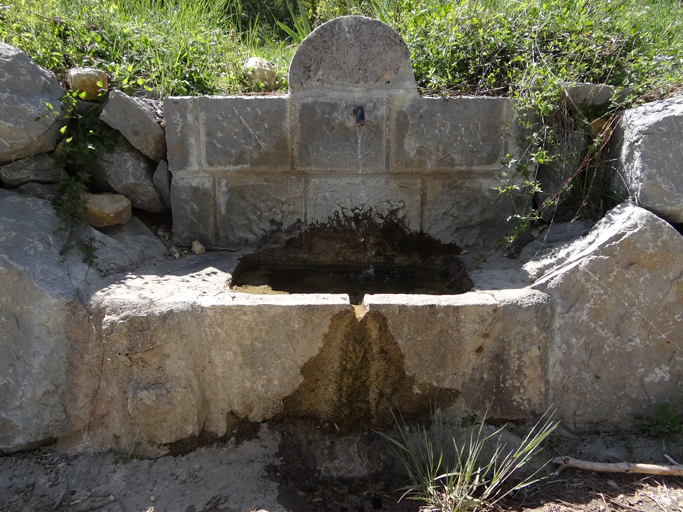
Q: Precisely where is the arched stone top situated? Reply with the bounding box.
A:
[288,16,417,96]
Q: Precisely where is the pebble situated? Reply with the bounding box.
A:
[607,479,618,489]
[150,495,155,502]
[109,495,115,501]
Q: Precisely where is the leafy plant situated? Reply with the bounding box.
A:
[381,409,557,512]
[636,402,681,442]
[276,1,312,44]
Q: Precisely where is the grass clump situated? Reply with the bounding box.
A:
[382,409,557,512]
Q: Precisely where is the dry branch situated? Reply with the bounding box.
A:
[552,456,683,476]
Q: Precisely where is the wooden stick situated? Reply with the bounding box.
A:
[552,456,683,476]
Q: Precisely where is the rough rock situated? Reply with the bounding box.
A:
[100,90,166,162]
[152,159,171,208]
[243,57,278,91]
[0,189,168,452]
[611,95,683,223]
[191,240,205,255]
[83,192,132,227]
[0,153,66,187]
[67,67,108,101]
[13,182,60,201]
[0,43,65,164]
[525,204,683,428]
[95,143,166,212]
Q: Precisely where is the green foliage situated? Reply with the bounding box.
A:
[276,1,312,44]
[0,0,294,95]
[636,402,681,442]
[381,409,557,512]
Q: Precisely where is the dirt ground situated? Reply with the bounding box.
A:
[2,422,683,512]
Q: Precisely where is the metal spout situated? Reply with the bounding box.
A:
[355,106,365,127]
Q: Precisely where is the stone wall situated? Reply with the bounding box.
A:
[167,17,523,250]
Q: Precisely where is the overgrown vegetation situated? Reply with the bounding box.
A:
[635,402,682,442]
[3,0,682,243]
[381,409,557,512]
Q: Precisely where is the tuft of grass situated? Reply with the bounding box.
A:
[381,409,557,512]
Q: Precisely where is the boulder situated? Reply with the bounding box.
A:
[100,90,166,162]
[152,159,172,208]
[243,57,278,91]
[0,154,67,187]
[94,143,166,212]
[67,67,107,101]
[0,189,170,452]
[0,43,65,164]
[82,192,132,227]
[524,204,683,429]
[611,95,683,223]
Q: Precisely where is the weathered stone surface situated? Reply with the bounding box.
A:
[611,95,683,223]
[525,204,683,428]
[153,160,172,208]
[95,143,166,212]
[421,175,519,249]
[191,240,205,255]
[564,83,630,111]
[100,90,166,162]
[390,96,512,171]
[67,67,107,101]
[164,96,199,173]
[75,291,351,450]
[0,154,66,186]
[13,182,60,201]
[83,192,132,227]
[217,176,305,247]
[199,96,289,171]
[295,98,385,171]
[289,16,417,96]
[0,190,168,452]
[307,176,420,231]
[364,289,552,419]
[0,43,65,164]
[171,175,215,246]
[244,57,278,91]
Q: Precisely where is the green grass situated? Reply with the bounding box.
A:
[0,0,295,96]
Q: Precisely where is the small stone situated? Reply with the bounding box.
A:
[82,192,132,227]
[67,67,108,101]
[607,480,618,490]
[109,495,115,501]
[243,57,278,91]
[191,240,206,255]
[149,495,155,502]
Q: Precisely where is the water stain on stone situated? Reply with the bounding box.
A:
[278,309,459,431]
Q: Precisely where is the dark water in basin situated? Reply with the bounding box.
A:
[232,263,466,304]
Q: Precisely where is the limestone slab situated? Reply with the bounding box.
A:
[217,176,305,247]
[421,174,518,249]
[199,96,290,171]
[307,175,420,231]
[611,95,683,223]
[164,96,199,173]
[527,204,683,429]
[100,90,166,162]
[295,98,385,172]
[289,16,417,96]
[390,96,511,171]
[171,175,215,246]
[364,289,553,419]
